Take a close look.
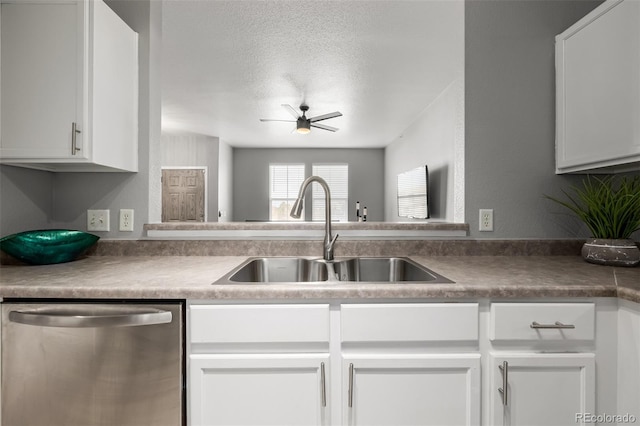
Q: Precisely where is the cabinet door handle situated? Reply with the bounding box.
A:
[498,361,508,406]
[71,122,81,155]
[530,321,575,329]
[320,362,327,407]
[348,363,354,408]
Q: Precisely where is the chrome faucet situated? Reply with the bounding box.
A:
[290,176,339,261]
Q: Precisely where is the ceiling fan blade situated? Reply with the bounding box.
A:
[310,122,339,132]
[260,119,295,122]
[309,111,342,122]
[282,104,301,119]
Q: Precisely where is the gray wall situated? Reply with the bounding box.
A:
[0,166,53,235]
[465,0,603,238]
[385,79,464,223]
[233,148,385,222]
[52,0,155,239]
[1,1,621,240]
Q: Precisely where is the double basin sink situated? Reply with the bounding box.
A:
[215,257,453,284]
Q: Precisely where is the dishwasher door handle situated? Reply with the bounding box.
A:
[9,308,172,328]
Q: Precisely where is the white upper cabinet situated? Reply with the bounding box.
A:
[555,0,640,173]
[0,0,138,172]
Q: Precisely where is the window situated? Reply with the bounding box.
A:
[397,165,429,219]
[312,164,349,222]
[269,164,306,221]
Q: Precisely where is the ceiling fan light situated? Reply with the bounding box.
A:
[296,118,311,134]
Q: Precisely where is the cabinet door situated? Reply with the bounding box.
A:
[91,0,138,172]
[618,301,640,421]
[556,0,640,173]
[343,354,481,426]
[489,353,595,426]
[1,2,85,159]
[190,354,330,426]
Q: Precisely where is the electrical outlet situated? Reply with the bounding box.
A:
[87,209,110,232]
[479,209,494,232]
[119,209,134,232]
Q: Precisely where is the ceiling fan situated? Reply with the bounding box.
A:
[260,104,342,134]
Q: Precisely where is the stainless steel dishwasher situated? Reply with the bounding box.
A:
[1,301,184,426]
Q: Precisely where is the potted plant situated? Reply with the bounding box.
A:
[546,175,640,266]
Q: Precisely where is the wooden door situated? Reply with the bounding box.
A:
[162,169,205,222]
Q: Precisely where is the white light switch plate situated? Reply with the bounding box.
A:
[87,209,110,232]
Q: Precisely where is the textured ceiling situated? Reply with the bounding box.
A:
[161,0,464,148]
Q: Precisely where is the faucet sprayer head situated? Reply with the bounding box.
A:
[290,198,304,219]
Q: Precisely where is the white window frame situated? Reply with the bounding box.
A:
[312,163,349,222]
[269,163,306,221]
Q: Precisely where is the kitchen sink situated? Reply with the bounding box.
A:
[215,257,453,284]
[331,257,453,283]
[224,257,329,283]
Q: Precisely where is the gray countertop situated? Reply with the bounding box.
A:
[0,256,637,303]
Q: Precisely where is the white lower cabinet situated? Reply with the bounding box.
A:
[488,302,598,426]
[188,304,332,426]
[343,354,481,426]
[340,303,480,426]
[188,302,480,426]
[488,353,595,426]
[188,300,613,426]
[190,354,330,426]
[617,300,640,421]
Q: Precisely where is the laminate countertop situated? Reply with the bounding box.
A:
[0,256,637,303]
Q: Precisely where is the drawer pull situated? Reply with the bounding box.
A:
[348,363,354,408]
[320,362,327,407]
[530,321,575,329]
[498,361,508,406]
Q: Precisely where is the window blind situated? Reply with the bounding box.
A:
[269,164,305,221]
[312,164,349,222]
[397,165,429,219]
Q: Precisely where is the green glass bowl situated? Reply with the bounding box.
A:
[0,230,99,265]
